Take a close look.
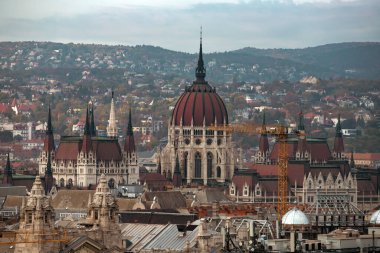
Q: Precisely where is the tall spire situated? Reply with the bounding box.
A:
[43,106,55,152]
[83,107,90,136]
[127,107,133,136]
[45,151,52,176]
[2,153,13,185]
[350,150,355,168]
[195,26,206,83]
[89,104,96,137]
[335,114,342,138]
[258,111,269,154]
[44,152,53,194]
[124,106,136,156]
[46,105,53,135]
[82,107,92,154]
[107,89,118,138]
[173,154,182,187]
[333,114,344,157]
[298,110,305,131]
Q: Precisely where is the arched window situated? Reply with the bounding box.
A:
[207,152,213,178]
[60,178,65,187]
[308,181,312,189]
[67,178,73,188]
[195,152,202,178]
[216,166,221,178]
[183,152,188,178]
[108,178,115,189]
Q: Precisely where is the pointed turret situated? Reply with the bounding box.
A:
[296,110,309,159]
[81,107,92,154]
[43,106,55,152]
[173,154,182,187]
[297,110,305,131]
[89,104,97,137]
[256,111,269,164]
[124,107,136,156]
[258,111,269,154]
[195,27,206,83]
[333,114,344,158]
[44,152,54,194]
[107,90,118,138]
[350,151,355,168]
[2,153,13,185]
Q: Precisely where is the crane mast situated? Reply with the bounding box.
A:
[210,123,289,218]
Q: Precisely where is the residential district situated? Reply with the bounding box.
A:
[0,41,380,253]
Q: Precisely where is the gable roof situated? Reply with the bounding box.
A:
[143,191,187,210]
[51,189,94,210]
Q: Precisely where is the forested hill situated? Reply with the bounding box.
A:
[0,41,379,82]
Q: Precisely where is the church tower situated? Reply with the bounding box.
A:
[2,153,13,185]
[160,31,237,185]
[255,111,269,164]
[39,106,55,175]
[333,114,345,159]
[107,90,118,138]
[15,176,58,253]
[123,107,139,184]
[77,108,96,187]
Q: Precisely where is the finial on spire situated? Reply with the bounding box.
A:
[200,26,202,45]
[195,26,206,82]
[127,107,133,136]
[89,104,96,136]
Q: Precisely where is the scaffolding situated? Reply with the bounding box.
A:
[305,192,365,232]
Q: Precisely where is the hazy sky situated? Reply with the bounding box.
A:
[0,0,379,52]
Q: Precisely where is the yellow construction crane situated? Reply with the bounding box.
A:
[209,122,289,218]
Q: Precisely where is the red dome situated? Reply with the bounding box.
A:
[171,83,228,127]
[171,40,228,127]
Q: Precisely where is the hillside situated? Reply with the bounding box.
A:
[0,41,379,82]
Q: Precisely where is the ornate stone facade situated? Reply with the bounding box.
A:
[38,96,139,189]
[15,176,59,253]
[159,39,239,185]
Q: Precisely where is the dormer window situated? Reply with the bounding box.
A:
[243,185,249,196]
[230,185,235,195]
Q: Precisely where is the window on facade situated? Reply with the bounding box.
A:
[207,152,213,178]
[183,152,188,178]
[44,212,49,223]
[60,178,65,187]
[216,167,221,178]
[308,181,312,189]
[195,152,202,178]
[230,186,235,195]
[256,188,261,196]
[95,210,98,220]
[27,212,32,224]
[243,187,248,196]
